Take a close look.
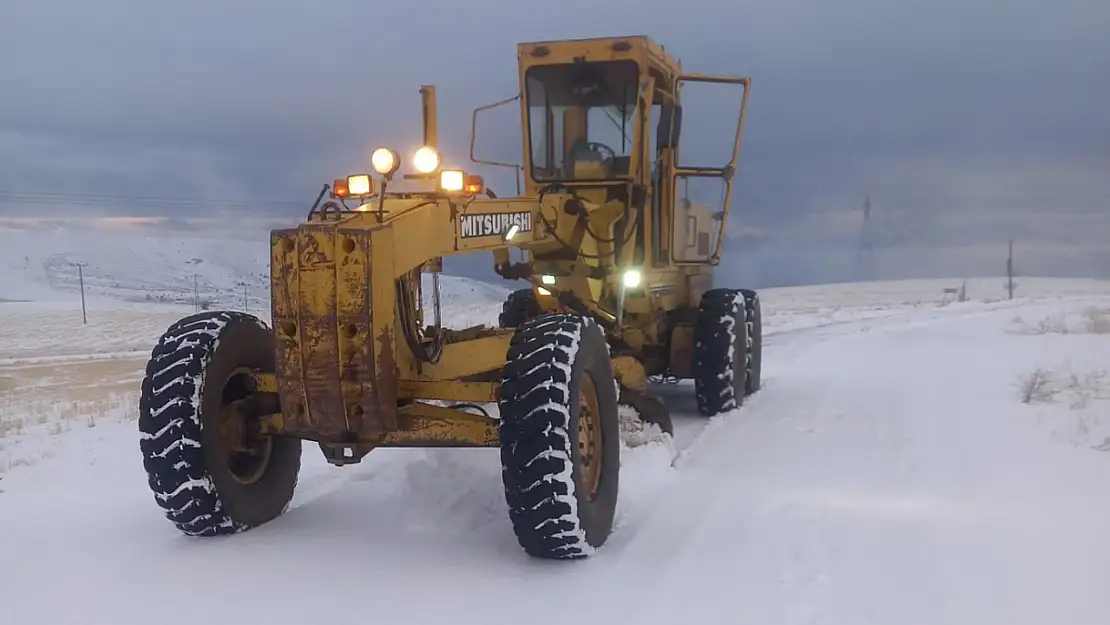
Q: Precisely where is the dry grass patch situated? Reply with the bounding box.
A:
[0,357,143,475]
[1009,307,1110,336]
[1082,307,1110,334]
[1017,368,1059,404]
[1015,366,1110,407]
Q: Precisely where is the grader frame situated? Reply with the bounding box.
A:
[137,35,758,560]
[257,36,749,460]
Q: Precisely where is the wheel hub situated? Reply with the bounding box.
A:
[577,374,603,501]
[220,367,274,485]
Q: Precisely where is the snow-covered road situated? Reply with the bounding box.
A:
[3,297,1110,625]
[611,304,1110,625]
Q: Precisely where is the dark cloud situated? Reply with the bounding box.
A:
[1,0,1107,286]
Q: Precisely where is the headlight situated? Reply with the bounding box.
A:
[371,148,400,176]
[622,269,642,288]
[413,146,441,174]
[541,274,556,285]
[346,174,372,196]
[439,169,464,192]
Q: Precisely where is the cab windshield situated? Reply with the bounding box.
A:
[525,60,639,182]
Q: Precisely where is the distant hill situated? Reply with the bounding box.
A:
[0,220,512,312]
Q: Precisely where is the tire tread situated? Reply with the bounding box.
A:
[499,313,596,559]
[138,311,270,536]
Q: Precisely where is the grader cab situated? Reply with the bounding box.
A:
[137,35,760,560]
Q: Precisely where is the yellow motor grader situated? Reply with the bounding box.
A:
[137,35,759,559]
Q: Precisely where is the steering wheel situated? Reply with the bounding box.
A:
[582,141,617,163]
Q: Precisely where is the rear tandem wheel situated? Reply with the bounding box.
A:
[693,288,752,416]
[738,288,763,395]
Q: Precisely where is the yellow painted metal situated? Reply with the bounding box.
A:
[259,412,284,435]
[253,371,278,393]
[261,35,751,452]
[270,201,524,442]
[335,229,373,435]
[397,380,498,403]
[515,36,677,196]
[384,403,499,447]
[270,230,309,433]
[271,227,363,439]
[414,334,514,380]
[259,401,498,448]
[367,225,398,431]
[611,355,648,393]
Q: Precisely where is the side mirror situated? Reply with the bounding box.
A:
[471,94,524,195]
[657,104,683,149]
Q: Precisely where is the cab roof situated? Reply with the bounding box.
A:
[516,35,681,75]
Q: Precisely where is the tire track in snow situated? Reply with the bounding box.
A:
[583,310,968,624]
[587,300,1110,624]
[245,302,1034,566]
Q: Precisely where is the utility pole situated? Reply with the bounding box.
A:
[854,194,877,282]
[193,273,199,313]
[73,262,88,324]
[1006,239,1015,300]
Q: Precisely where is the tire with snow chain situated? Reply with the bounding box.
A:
[138,311,301,536]
[498,288,541,328]
[738,288,762,395]
[498,313,620,559]
[693,289,750,416]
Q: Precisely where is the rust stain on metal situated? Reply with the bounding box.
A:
[383,405,499,447]
[294,227,346,440]
[271,222,401,442]
[271,229,312,434]
[373,325,398,432]
[251,372,278,394]
[336,229,373,435]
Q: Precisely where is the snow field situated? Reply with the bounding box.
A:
[594,296,1110,625]
[4,221,1110,623]
[0,274,510,475]
[0,222,271,307]
[760,276,1110,333]
[2,276,1091,478]
[3,280,1108,479]
[1006,305,1110,449]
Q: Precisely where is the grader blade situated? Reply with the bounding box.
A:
[619,387,674,436]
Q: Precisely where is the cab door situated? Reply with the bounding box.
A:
[669,74,751,265]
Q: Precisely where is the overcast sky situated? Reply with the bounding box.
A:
[1,0,1107,286]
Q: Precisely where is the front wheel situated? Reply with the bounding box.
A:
[498,313,620,559]
[497,288,541,328]
[138,311,301,536]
